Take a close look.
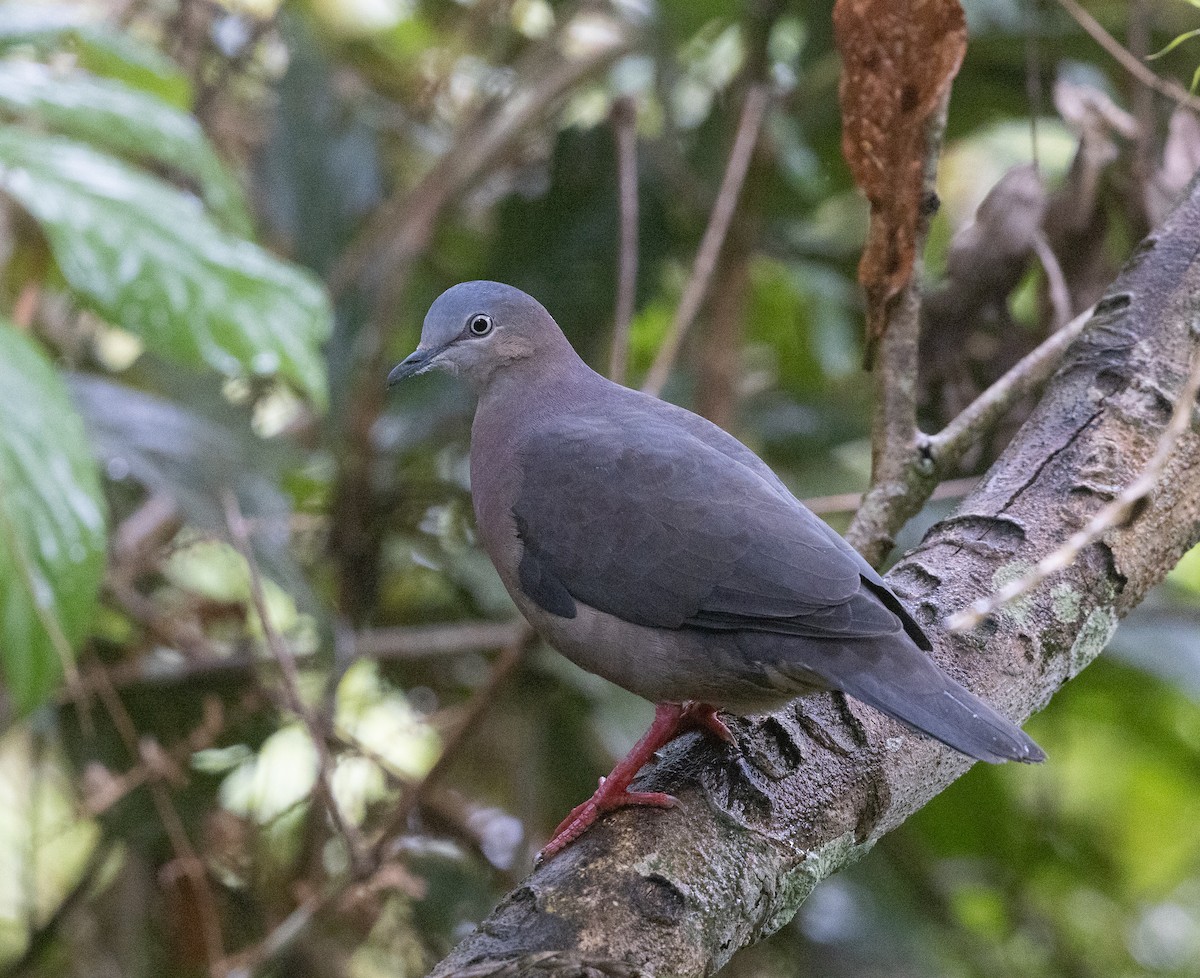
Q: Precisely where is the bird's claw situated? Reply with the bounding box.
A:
[537,789,678,864]
[536,702,732,864]
[680,701,736,745]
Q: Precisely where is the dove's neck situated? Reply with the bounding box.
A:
[469,344,605,575]
[476,341,603,423]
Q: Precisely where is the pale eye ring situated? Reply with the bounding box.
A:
[468,313,493,337]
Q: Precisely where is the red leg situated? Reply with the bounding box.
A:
[537,701,734,863]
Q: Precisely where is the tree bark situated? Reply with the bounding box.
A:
[425,181,1200,978]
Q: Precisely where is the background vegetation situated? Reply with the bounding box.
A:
[0,0,1199,975]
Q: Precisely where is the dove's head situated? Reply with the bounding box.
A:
[388,281,575,393]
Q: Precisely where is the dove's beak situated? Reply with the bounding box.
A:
[388,347,439,386]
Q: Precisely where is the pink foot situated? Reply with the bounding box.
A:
[536,701,735,864]
[538,788,677,863]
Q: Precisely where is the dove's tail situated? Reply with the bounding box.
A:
[766,634,1045,764]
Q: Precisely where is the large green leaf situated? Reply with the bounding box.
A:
[0,61,250,233]
[0,129,331,406]
[0,5,191,107]
[0,324,106,711]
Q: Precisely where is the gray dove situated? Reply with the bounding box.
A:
[389,281,1044,861]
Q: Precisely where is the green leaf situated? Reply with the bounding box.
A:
[0,61,250,233]
[0,5,191,107]
[0,5,87,49]
[0,324,106,711]
[69,27,192,108]
[0,129,332,407]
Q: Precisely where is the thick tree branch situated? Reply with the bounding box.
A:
[424,180,1200,978]
[947,338,1200,632]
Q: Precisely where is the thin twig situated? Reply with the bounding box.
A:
[1051,0,1200,112]
[354,620,528,661]
[91,618,525,690]
[220,889,326,978]
[222,492,369,874]
[225,630,532,978]
[642,84,770,397]
[1032,230,1072,328]
[1127,0,1157,239]
[104,576,211,660]
[803,476,981,516]
[81,693,224,817]
[12,283,38,330]
[930,305,1094,468]
[112,493,182,577]
[86,660,227,974]
[947,340,1200,632]
[609,96,640,385]
[1025,0,1042,168]
[333,727,523,878]
[366,628,532,865]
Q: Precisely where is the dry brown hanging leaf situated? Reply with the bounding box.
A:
[833,0,967,362]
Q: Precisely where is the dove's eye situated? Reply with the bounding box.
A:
[468,314,493,337]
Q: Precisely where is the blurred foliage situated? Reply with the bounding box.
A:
[0,324,105,712]
[0,0,1196,976]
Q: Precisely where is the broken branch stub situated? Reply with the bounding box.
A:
[833,0,967,360]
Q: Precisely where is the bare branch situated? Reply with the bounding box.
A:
[111,493,182,574]
[803,475,980,516]
[642,84,770,397]
[85,659,227,974]
[1051,0,1200,113]
[929,304,1095,470]
[92,618,525,691]
[221,890,325,978]
[609,96,640,385]
[843,91,950,565]
[1032,230,1072,328]
[946,335,1200,632]
[81,693,224,817]
[225,630,532,978]
[354,620,529,661]
[366,628,531,864]
[223,492,368,873]
[847,248,1094,562]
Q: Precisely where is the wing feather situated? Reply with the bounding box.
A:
[512,416,905,642]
